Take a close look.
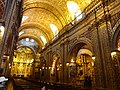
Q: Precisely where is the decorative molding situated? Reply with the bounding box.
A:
[111,11,120,29]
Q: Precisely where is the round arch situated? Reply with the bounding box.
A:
[18,34,43,48]
[50,51,61,82]
[68,37,93,62]
[16,45,36,62]
[11,45,37,78]
[51,51,61,62]
[19,23,52,40]
[17,45,36,55]
[112,25,120,50]
[67,38,95,85]
[23,1,67,26]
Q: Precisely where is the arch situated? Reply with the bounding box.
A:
[51,51,61,64]
[17,45,36,55]
[68,37,93,62]
[50,51,61,82]
[77,49,93,58]
[18,34,43,47]
[112,25,120,50]
[23,1,67,25]
[19,23,52,40]
[51,52,61,73]
[16,45,36,68]
[12,46,36,77]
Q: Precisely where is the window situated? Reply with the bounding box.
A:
[21,16,28,23]
[19,31,24,36]
[50,24,58,36]
[40,35,47,45]
[67,1,82,21]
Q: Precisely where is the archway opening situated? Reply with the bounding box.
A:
[111,27,120,87]
[50,54,61,82]
[11,47,35,78]
[68,44,95,87]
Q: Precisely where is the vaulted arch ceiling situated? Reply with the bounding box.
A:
[18,0,92,51]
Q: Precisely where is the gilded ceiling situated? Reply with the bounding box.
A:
[19,0,93,50]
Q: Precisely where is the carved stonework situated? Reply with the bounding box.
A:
[0,0,5,19]
[111,11,120,28]
[68,37,77,50]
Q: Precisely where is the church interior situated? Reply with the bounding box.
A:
[0,0,120,90]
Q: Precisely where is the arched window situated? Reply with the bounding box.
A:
[19,31,24,36]
[40,35,47,45]
[21,16,28,23]
[67,1,82,21]
[50,24,58,36]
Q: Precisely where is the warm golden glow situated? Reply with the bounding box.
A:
[11,47,34,77]
[66,62,69,66]
[50,24,58,36]
[19,31,24,36]
[0,26,4,36]
[76,54,94,80]
[40,35,47,45]
[20,0,92,48]
[67,1,82,20]
[26,38,29,41]
[92,56,95,60]
[21,16,28,23]
[67,1,79,13]
[118,48,120,51]
[71,58,74,63]
[111,52,116,56]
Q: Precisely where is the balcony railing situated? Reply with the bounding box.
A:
[41,0,114,51]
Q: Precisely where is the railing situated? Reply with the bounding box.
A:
[41,0,115,51]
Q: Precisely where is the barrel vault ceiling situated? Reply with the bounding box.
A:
[18,0,93,51]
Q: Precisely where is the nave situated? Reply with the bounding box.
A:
[6,77,93,90]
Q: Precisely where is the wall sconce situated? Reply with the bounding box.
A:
[111,50,120,58]
[49,67,51,69]
[92,56,95,60]
[60,63,62,67]
[71,58,75,63]
[42,67,44,69]
[66,62,69,66]
[111,51,116,56]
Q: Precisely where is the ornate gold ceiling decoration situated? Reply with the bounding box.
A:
[18,34,43,47]
[19,23,52,40]
[19,0,92,49]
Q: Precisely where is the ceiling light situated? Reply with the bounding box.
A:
[30,39,34,42]
[26,38,29,41]
[19,31,24,36]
